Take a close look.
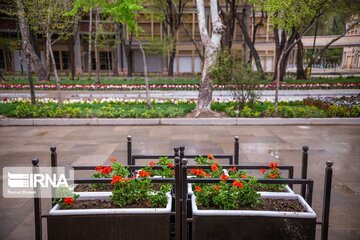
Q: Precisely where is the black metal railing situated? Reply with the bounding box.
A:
[31,136,331,240]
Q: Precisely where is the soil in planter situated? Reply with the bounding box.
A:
[199,199,307,212]
[61,199,155,209]
[253,185,287,192]
[74,184,112,192]
[74,183,164,192]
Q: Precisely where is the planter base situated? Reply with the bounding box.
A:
[48,214,171,240]
[192,215,316,240]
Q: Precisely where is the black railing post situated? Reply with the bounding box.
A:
[288,166,294,190]
[127,135,132,165]
[50,146,57,207]
[180,146,185,160]
[174,156,181,240]
[234,136,239,165]
[181,158,188,240]
[301,145,309,198]
[321,161,333,240]
[174,147,180,158]
[32,158,42,240]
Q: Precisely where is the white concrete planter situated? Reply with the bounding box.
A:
[47,192,172,240]
[188,184,295,195]
[191,193,316,240]
[49,192,172,215]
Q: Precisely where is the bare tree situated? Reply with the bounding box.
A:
[16,0,48,81]
[194,0,224,116]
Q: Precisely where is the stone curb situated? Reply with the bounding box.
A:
[0,118,359,126]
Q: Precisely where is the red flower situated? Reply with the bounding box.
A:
[211,163,219,171]
[229,167,237,172]
[269,174,276,179]
[221,174,229,181]
[232,180,244,188]
[95,165,103,172]
[241,174,247,179]
[191,169,205,177]
[207,154,214,160]
[138,170,150,178]
[259,168,266,174]
[64,197,74,205]
[204,173,210,178]
[172,171,175,176]
[111,175,122,184]
[195,186,202,192]
[101,166,112,175]
[269,162,278,170]
[167,163,174,168]
[214,185,220,191]
[149,161,156,167]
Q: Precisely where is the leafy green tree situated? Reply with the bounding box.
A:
[24,0,79,107]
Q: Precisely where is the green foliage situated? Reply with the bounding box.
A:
[3,101,195,118]
[70,0,143,34]
[327,105,351,117]
[25,0,79,40]
[212,51,260,111]
[264,0,330,33]
[195,178,262,210]
[278,105,327,118]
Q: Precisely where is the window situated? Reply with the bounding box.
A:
[0,49,5,69]
[53,51,61,70]
[53,51,69,70]
[62,51,69,70]
[91,51,113,70]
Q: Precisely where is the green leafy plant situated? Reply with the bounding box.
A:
[257,162,286,192]
[194,177,261,210]
[53,186,80,207]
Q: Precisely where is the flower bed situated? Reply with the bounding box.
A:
[1,81,359,91]
[49,159,173,240]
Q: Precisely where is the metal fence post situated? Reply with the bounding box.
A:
[321,161,333,240]
[174,156,181,240]
[234,136,239,165]
[127,135,132,165]
[301,145,309,198]
[32,158,42,240]
[50,146,57,207]
[174,147,180,158]
[180,146,185,160]
[181,158,188,240]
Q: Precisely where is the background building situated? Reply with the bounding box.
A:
[0,1,359,75]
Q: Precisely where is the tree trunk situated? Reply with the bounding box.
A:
[296,39,307,80]
[274,51,285,114]
[16,0,47,81]
[88,8,92,75]
[125,35,133,77]
[26,50,36,105]
[168,42,176,76]
[95,8,100,83]
[113,24,120,77]
[139,42,151,108]
[48,37,62,107]
[195,0,224,115]
[69,38,75,80]
[235,7,265,79]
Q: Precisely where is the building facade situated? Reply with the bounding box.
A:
[0,1,359,75]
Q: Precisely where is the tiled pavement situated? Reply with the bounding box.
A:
[0,125,359,239]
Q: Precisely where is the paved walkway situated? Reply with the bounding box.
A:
[0,125,359,240]
[1,89,359,101]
